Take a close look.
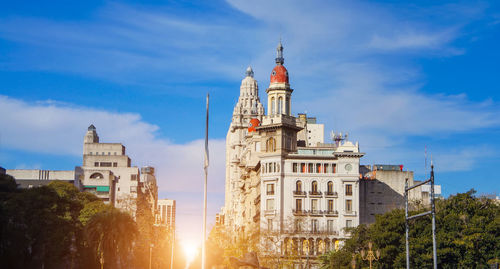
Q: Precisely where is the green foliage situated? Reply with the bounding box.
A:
[85,207,138,268]
[0,178,147,268]
[321,190,500,269]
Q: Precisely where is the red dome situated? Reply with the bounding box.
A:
[248,118,260,132]
[270,65,289,84]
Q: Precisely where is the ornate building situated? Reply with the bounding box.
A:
[222,42,364,267]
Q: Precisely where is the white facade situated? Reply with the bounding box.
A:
[223,42,364,264]
[224,67,265,228]
[157,199,176,229]
[81,125,157,216]
[306,123,324,147]
[6,169,82,189]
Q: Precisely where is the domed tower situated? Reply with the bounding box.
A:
[267,41,293,116]
[225,66,265,227]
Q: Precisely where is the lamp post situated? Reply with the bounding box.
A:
[149,243,154,269]
[361,242,380,269]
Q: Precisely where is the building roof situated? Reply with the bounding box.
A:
[270,65,289,84]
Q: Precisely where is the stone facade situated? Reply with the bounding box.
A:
[81,125,158,217]
[222,42,364,266]
[6,168,82,189]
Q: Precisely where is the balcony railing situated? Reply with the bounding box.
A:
[309,210,323,216]
[292,209,307,216]
[325,210,339,216]
[293,190,307,196]
[344,210,357,216]
[309,191,322,197]
[325,191,338,197]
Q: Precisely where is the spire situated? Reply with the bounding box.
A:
[275,40,284,65]
[246,66,254,78]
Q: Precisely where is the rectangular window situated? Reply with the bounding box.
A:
[327,220,334,232]
[108,152,111,155]
[323,163,328,173]
[130,186,137,193]
[311,219,318,232]
[100,162,112,167]
[89,152,93,155]
[308,163,313,173]
[131,174,138,181]
[266,199,275,211]
[316,163,322,173]
[328,200,334,212]
[94,162,99,167]
[346,220,352,228]
[346,184,353,196]
[296,199,302,211]
[268,220,273,231]
[293,163,298,173]
[311,199,318,212]
[114,152,117,155]
[345,200,352,212]
[301,163,306,173]
[113,162,117,167]
[267,184,275,195]
[332,164,337,173]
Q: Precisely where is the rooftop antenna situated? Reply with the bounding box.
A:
[330,131,346,146]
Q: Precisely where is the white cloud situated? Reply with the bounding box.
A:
[0,95,225,243]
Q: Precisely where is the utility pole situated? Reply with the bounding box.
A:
[405,164,438,269]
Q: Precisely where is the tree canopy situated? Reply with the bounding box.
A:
[320,190,500,268]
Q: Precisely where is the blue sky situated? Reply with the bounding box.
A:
[1,0,500,245]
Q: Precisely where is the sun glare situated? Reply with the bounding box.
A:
[182,240,199,265]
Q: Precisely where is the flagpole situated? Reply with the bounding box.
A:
[202,93,209,269]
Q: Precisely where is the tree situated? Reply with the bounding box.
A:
[85,207,138,269]
[320,190,500,268]
[0,185,75,268]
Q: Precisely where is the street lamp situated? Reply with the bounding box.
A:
[149,243,154,269]
[361,242,380,269]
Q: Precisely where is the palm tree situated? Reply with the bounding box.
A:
[85,208,138,269]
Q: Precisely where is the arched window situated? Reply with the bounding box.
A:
[296,180,302,192]
[278,97,283,114]
[312,181,318,193]
[327,181,333,194]
[90,172,104,179]
[267,137,276,152]
[271,97,275,115]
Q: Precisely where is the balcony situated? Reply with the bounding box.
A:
[309,191,322,197]
[292,209,307,216]
[309,210,323,216]
[293,190,307,196]
[344,210,357,216]
[324,191,338,197]
[325,210,339,216]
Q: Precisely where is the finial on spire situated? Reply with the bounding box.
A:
[246,66,254,77]
[275,39,284,65]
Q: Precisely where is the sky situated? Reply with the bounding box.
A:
[1,0,500,248]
